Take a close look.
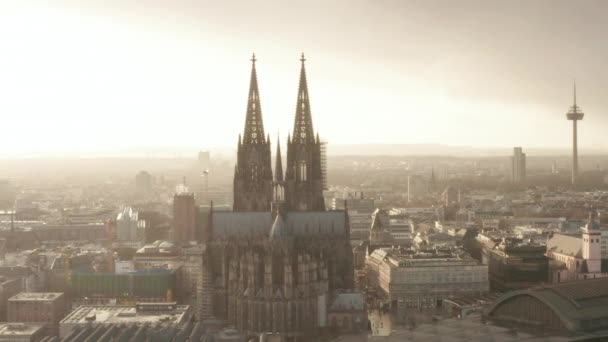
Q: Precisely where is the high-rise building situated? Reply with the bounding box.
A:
[510,147,526,183]
[172,191,197,245]
[331,191,375,243]
[566,83,584,186]
[135,171,152,194]
[116,207,143,243]
[442,186,460,207]
[407,175,428,202]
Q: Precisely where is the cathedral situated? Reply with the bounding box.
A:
[199,55,354,340]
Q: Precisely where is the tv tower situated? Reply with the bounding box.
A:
[566,82,584,187]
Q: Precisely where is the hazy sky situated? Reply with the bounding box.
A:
[1,0,607,156]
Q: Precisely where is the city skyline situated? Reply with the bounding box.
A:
[4,2,608,342]
[1,0,608,156]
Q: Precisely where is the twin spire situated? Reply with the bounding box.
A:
[243,53,266,145]
[275,134,283,182]
[292,53,315,144]
[242,53,315,147]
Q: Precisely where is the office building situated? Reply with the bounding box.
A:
[0,323,45,342]
[486,239,548,292]
[366,247,488,309]
[332,191,375,243]
[407,175,428,202]
[172,191,197,245]
[69,269,178,303]
[132,240,182,270]
[135,171,153,194]
[59,302,191,338]
[0,277,22,321]
[510,147,526,183]
[8,292,66,336]
[115,207,143,243]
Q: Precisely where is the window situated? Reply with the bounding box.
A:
[300,161,307,181]
[251,164,258,182]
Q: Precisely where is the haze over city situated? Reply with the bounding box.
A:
[3,2,608,342]
[1,0,608,156]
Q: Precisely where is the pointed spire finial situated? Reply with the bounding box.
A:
[275,134,284,182]
[300,53,306,64]
[251,53,257,64]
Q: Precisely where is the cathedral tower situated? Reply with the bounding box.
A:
[285,54,325,211]
[233,54,273,211]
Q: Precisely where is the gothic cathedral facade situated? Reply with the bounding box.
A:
[200,55,353,341]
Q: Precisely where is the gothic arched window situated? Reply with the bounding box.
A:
[300,161,307,181]
[274,184,284,201]
[251,164,258,182]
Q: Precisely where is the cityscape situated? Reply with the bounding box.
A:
[1,1,608,342]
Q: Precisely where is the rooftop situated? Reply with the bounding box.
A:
[369,247,481,268]
[9,292,63,301]
[58,321,208,342]
[330,292,366,311]
[547,233,582,258]
[487,277,608,332]
[0,323,45,337]
[60,303,189,325]
[366,318,571,342]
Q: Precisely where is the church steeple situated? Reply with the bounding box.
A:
[243,53,266,145]
[233,54,273,211]
[284,54,325,211]
[275,135,283,182]
[292,53,315,144]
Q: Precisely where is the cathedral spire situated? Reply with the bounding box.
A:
[275,135,284,182]
[243,53,266,145]
[292,53,315,144]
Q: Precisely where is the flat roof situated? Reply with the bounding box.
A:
[60,304,190,325]
[9,292,64,301]
[0,323,44,336]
